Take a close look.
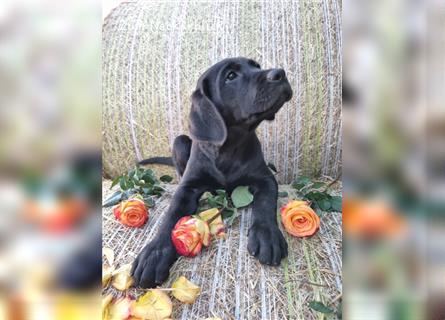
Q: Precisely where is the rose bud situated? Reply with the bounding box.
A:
[280,200,320,237]
[113,198,148,228]
[171,216,210,257]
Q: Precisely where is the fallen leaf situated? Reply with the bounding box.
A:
[102,265,115,287]
[112,264,134,291]
[130,289,172,320]
[171,276,201,304]
[107,296,133,320]
[103,247,115,266]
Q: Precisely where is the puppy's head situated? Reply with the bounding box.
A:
[189,57,293,145]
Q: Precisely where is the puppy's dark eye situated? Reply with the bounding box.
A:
[226,71,237,81]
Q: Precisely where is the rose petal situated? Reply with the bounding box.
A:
[198,208,226,239]
[112,264,134,291]
[102,265,115,287]
[114,198,148,228]
[103,247,115,266]
[281,200,320,237]
[102,294,113,319]
[130,289,172,320]
[171,216,211,257]
[171,276,201,304]
[107,296,133,320]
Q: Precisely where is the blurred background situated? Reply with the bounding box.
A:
[0,0,101,319]
[0,0,444,319]
[343,0,445,319]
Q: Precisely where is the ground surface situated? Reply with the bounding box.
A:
[102,180,342,320]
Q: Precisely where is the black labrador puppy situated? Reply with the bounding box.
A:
[132,57,293,288]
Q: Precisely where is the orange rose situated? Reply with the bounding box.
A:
[343,197,406,238]
[113,198,148,228]
[280,200,320,237]
[171,216,211,257]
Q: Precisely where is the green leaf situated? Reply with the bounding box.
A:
[133,167,140,181]
[318,198,332,211]
[221,207,235,220]
[331,196,342,212]
[225,208,241,226]
[119,177,128,190]
[208,197,218,207]
[308,301,333,314]
[295,176,311,185]
[296,176,311,183]
[102,191,123,207]
[142,187,151,194]
[123,190,133,199]
[313,206,323,216]
[111,176,121,189]
[292,176,311,190]
[311,182,325,189]
[160,175,173,183]
[142,170,156,184]
[267,162,278,173]
[144,197,155,207]
[306,191,325,201]
[231,186,254,208]
[278,191,288,198]
[126,179,135,189]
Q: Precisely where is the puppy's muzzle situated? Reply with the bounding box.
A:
[266,68,286,82]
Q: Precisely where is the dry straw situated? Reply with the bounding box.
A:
[102,180,342,319]
[102,0,342,184]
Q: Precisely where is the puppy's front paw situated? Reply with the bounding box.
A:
[131,237,178,288]
[247,222,288,266]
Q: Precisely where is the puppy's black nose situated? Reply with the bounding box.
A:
[267,68,285,82]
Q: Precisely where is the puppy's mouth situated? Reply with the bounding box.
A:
[252,87,293,121]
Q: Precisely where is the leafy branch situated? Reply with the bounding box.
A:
[292,176,342,214]
[103,166,173,208]
[198,186,254,226]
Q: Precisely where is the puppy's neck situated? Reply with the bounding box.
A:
[197,125,256,161]
[223,125,256,148]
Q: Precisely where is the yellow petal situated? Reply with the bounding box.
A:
[102,294,113,319]
[102,265,115,287]
[103,247,115,266]
[130,289,172,320]
[193,218,211,247]
[198,208,226,239]
[112,264,134,291]
[107,296,133,320]
[171,276,201,304]
[198,208,219,221]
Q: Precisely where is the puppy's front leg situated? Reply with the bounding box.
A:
[131,184,204,288]
[247,175,288,266]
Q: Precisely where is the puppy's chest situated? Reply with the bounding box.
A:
[213,152,254,186]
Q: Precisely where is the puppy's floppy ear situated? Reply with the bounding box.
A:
[189,79,227,146]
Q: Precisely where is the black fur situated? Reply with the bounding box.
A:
[139,156,174,166]
[132,57,293,288]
